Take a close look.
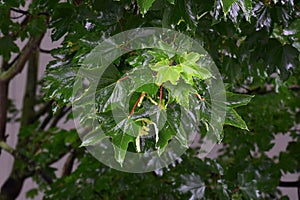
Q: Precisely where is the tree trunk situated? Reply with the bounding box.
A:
[0,80,8,143]
[0,50,39,199]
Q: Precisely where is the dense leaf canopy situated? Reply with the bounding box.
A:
[0,0,299,199]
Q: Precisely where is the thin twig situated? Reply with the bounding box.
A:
[49,106,72,128]
[62,151,77,176]
[39,48,51,54]
[10,8,29,15]
[159,85,163,106]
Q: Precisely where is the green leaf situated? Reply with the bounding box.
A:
[26,188,39,199]
[43,60,77,108]
[238,0,252,22]
[225,92,254,108]
[164,79,196,108]
[128,66,157,94]
[143,102,195,156]
[136,83,159,95]
[221,0,238,14]
[150,59,182,85]
[5,0,20,7]
[179,52,212,84]
[161,0,197,32]
[178,174,206,199]
[180,52,201,63]
[137,0,156,16]
[167,0,175,4]
[156,129,174,156]
[153,108,176,155]
[96,112,138,166]
[111,130,135,167]
[25,16,47,37]
[0,36,19,61]
[180,62,212,83]
[264,39,299,80]
[50,3,76,41]
[157,41,176,58]
[147,49,169,61]
[225,107,249,130]
[80,129,108,147]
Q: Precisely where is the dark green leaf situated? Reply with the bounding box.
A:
[0,36,19,61]
[110,129,135,167]
[226,92,254,108]
[178,174,206,199]
[137,0,156,16]
[221,0,237,14]
[225,107,249,130]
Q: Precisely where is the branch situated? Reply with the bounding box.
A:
[0,141,16,156]
[0,35,44,82]
[49,106,72,128]
[130,92,146,116]
[38,112,53,131]
[62,151,77,176]
[34,100,54,121]
[0,81,9,143]
[295,4,300,12]
[279,180,300,187]
[10,8,29,15]
[0,60,9,142]
[0,60,9,146]
[0,140,53,184]
[20,50,38,126]
[38,105,71,131]
[279,180,300,198]
[39,47,51,54]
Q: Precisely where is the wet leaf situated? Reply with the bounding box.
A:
[221,0,238,14]
[137,0,156,16]
[178,173,206,200]
[164,79,196,108]
[150,59,182,85]
[179,52,212,84]
[226,92,254,108]
[80,129,108,147]
[225,107,249,130]
[110,129,135,167]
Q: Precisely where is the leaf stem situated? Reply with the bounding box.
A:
[159,85,163,106]
[130,92,146,116]
[118,75,128,82]
[195,93,205,101]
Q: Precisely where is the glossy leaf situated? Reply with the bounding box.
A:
[80,129,108,147]
[238,0,252,22]
[178,174,206,200]
[225,92,254,108]
[167,0,175,4]
[179,52,212,84]
[164,79,196,108]
[137,0,156,16]
[225,107,249,130]
[110,129,135,167]
[150,59,182,85]
[221,0,238,14]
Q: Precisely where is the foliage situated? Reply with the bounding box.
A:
[0,0,299,199]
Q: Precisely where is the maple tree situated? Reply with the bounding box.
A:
[0,0,299,199]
